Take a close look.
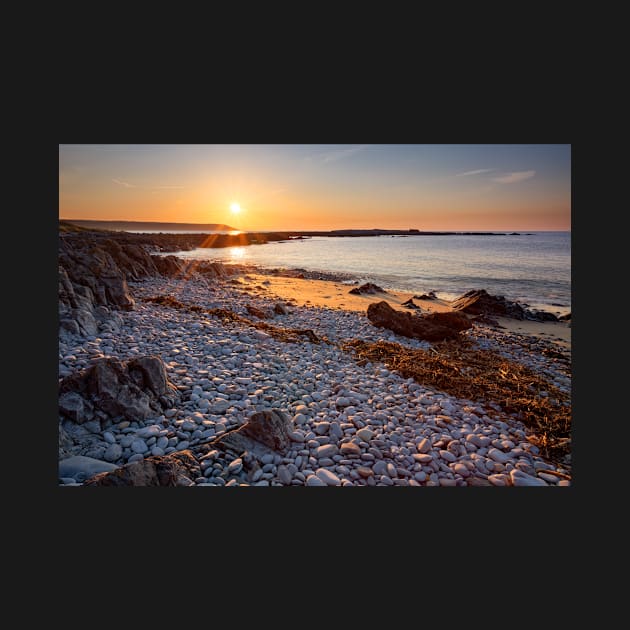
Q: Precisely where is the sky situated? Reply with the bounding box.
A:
[59,144,571,231]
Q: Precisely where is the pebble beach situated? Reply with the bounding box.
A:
[59,261,572,487]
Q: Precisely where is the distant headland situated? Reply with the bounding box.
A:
[61,219,237,232]
[60,220,524,238]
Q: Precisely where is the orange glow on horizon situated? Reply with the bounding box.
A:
[59,144,571,232]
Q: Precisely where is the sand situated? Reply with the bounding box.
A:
[237,272,572,348]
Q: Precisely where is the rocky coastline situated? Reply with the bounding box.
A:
[58,228,572,487]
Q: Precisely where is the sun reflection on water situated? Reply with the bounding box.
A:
[229,246,246,260]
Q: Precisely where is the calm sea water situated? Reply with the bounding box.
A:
[158,232,571,315]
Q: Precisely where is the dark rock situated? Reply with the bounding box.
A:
[83,450,200,486]
[529,310,559,322]
[59,318,81,335]
[470,314,505,328]
[401,298,420,309]
[413,291,437,300]
[450,289,527,320]
[246,304,271,319]
[58,391,94,424]
[209,409,293,455]
[349,282,386,295]
[559,312,571,321]
[273,302,289,315]
[152,255,186,276]
[58,356,179,424]
[197,261,231,279]
[366,301,472,341]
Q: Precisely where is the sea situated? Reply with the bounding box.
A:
[151,231,571,316]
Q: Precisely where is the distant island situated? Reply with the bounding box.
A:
[61,219,237,232]
[61,220,522,238]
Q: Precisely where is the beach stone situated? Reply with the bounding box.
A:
[439,450,456,462]
[439,478,458,487]
[340,442,361,456]
[317,444,339,458]
[357,466,373,478]
[103,431,116,444]
[488,473,510,486]
[277,465,292,484]
[316,468,341,486]
[357,428,375,442]
[413,453,433,464]
[488,448,509,464]
[131,439,148,454]
[306,474,327,486]
[103,444,123,462]
[59,455,118,481]
[373,461,387,476]
[537,472,560,484]
[417,438,431,453]
[228,458,243,474]
[510,469,548,486]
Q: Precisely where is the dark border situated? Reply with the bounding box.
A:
[47,96,583,555]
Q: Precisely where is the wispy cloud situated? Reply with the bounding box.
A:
[112,178,136,188]
[456,168,495,177]
[492,170,536,184]
[321,144,370,163]
[112,179,184,190]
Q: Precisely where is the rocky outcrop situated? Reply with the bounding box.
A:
[450,289,559,322]
[151,254,186,276]
[83,450,200,486]
[59,231,228,338]
[367,301,472,341]
[450,289,527,320]
[401,298,420,309]
[349,282,386,295]
[414,291,437,300]
[58,355,179,425]
[559,312,571,321]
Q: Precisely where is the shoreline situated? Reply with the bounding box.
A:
[58,234,572,487]
[206,263,571,348]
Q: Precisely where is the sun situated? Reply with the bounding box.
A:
[230,202,241,214]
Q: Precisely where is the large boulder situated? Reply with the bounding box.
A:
[450,289,527,320]
[367,301,472,341]
[58,455,119,482]
[83,450,200,486]
[209,409,293,455]
[58,355,179,424]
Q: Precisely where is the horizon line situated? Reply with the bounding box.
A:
[60,219,570,233]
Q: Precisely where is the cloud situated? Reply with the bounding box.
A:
[112,178,136,188]
[321,144,370,163]
[492,170,536,184]
[456,168,495,177]
[112,179,184,190]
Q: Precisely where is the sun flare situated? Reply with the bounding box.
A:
[230,202,241,214]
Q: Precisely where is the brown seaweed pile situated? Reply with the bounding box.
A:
[143,295,324,344]
[343,338,571,464]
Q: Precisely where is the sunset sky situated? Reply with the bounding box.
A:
[59,144,571,231]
